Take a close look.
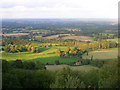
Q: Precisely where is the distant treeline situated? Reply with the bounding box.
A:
[2,38,119,53]
[2,19,117,36]
[93,33,116,39]
[35,38,119,50]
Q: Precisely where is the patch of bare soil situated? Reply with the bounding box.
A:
[62,36,93,41]
[92,50,113,53]
[2,33,29,36]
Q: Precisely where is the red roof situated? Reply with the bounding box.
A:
[64,54,67,57]
[76,62,82,65]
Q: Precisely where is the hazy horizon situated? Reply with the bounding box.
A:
[0,0,119,19]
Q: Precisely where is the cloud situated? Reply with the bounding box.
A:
[0,0,119,18]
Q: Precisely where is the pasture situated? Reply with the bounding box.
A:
[46,65,99,72]
[23,29,50,33]
[82,48,118,60]
[2,46,78,64]
[107,38,118,43]
[30,40,59,46]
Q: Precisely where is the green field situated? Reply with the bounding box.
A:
[0,46,2,49]
[2,46,78,64]
[107,38,118,43]
[29,41,44,44]
[2,43,118,65]
[23,29,50,32]
[46,65,99,72]
[30,41,60,46]
[82,48,118,60]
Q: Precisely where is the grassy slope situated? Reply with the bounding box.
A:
[2,41,118,64]
[2,46,78,64]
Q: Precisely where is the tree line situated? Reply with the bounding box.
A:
[2,38,119,53]
[4,44,39,53]
[2,58,119,88]
[35,38,119,50]
[2,38,39,53]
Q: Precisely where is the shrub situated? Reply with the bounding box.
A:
[55,60,60,65]
[35,61,46,69]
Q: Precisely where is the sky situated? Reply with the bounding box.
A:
[0,0,119,19]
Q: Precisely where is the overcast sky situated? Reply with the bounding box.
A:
[0,0,119,19]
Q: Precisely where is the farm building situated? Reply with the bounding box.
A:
[64,54,68,57]
[76,61,82,65]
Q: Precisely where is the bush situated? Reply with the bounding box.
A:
[23,61,36,70]
[50,67,86,88]
[2,60,10,73]
[35,61,46,69]
[55,60,60,65]
[98,59,119,88]
[67,61,76,66]
[83,59,91,65]
[91,60,104,68]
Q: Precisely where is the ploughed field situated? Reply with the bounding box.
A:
[2,33,29,36]
[35,35,93,41]
[62,36,93,41]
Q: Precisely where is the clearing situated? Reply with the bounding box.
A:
[46,64,99,72]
